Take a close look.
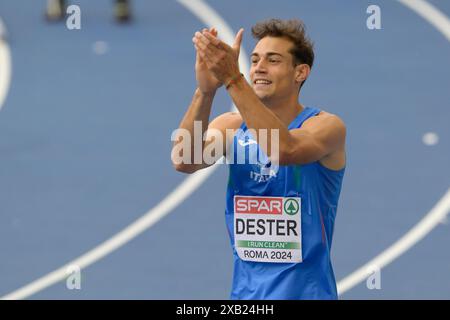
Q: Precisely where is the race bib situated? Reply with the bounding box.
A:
[234,195,302,263]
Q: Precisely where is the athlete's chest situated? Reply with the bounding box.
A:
[230,130,281,184]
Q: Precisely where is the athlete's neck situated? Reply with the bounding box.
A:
[262,95,304,126]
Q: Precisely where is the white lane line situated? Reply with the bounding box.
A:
[338,188,450,295]
[0,0,249,300]
[0,17,12,111]
[337,0,450,295]
[398,0,450,42]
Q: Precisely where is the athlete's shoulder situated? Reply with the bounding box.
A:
[210,111,243,130]
[316,110,345,122]
[219,111,243,122]
[305,110,346,133]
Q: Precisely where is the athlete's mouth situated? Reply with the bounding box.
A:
[253,79,272,86]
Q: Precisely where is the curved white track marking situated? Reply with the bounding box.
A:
[337,0,450,296]
[338,188,450,295]
[398,0,450,41]
[1,0,249,300]
[0,17,12,111]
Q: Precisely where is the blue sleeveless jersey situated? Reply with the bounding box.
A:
[225,107,345,300]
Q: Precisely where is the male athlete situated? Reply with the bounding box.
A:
[172,19,346,299]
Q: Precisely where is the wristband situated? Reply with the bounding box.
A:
[225,73,244,90]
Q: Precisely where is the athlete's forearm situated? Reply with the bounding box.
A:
[172,88,215,169]
[179,87,214,132]
[226,78,293,162]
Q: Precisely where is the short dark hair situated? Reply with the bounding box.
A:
[251,19,315,88]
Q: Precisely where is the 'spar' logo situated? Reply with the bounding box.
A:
[235,196,283,215]
[284,198,299,215]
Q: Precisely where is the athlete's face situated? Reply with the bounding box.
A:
[250,37,309,103]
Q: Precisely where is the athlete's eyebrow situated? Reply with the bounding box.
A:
[251,52,284,58]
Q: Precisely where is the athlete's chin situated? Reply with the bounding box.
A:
[253,89,272,101]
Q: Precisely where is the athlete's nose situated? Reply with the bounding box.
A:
[254,59,268,74]
[251,61,268,83]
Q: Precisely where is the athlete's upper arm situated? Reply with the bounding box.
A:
[205,111,243,157]
[282,113,346,165]
[173,112,242,174]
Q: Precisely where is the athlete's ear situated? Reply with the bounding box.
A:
[294,64,310,83]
